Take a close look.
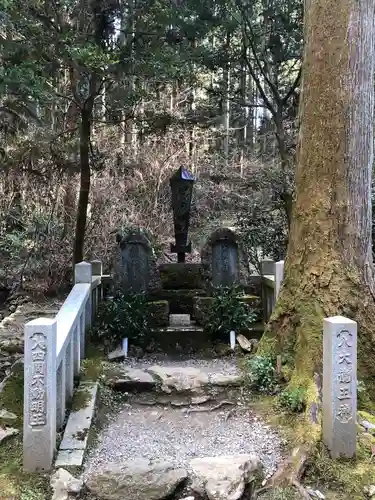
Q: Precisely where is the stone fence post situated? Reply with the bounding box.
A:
[91,260,103,312]
[323,316,357,458]
[275,260,284,299]
[74,262,93,354]
[24,318,57,472]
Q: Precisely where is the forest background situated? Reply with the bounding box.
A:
[0,0,317,295]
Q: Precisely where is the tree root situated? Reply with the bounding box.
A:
[252,446,310,499]
[186,400,235,414]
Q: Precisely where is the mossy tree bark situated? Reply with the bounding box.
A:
[260,0,375,404]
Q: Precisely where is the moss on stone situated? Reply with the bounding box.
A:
[0,430,50,499]
[80,347,104,382]
[248,392,375,500]
[159,263,206,290]
[306,442,375,500]
[148,289,206,316]
[147,300,169,327]
[193,296,214,326]
[358,410,375,426]
[259,486,300,499]
[71,387,92,412]
[0,362,24,427]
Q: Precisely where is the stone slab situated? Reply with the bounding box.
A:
[106,367,156,392]
[86,459,187,500]
[169,314,191,327]
[190,454,261,500]
[55,449,85,468]
[59,382,98,451]
[146,365,209,394]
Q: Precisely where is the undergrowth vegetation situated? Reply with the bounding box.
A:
[92,293,149,350]
[206,285,258,340]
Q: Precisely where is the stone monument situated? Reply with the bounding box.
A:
[322,315,357,458]
[201,228,247,288]
[169,166,195,263]
[115,229,154,294]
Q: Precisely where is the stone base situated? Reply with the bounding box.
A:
[55,382,98,468]
[147,300,169,327]
[169,314,191,327]
[159,264,207,290]
[149,326,210,353]
[148,289,206,317]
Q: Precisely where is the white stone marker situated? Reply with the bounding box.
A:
[24,318,57,472]
[323,316,357,458]
[275,260,284,298]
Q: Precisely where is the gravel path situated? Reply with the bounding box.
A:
[85,403,283,478]
[84,357,284,479]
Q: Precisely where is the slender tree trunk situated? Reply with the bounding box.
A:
[73,106,92,265]
[260,0,375,404]
[222,31,231,163]
[239,27,250,176]
[189,38,197,171]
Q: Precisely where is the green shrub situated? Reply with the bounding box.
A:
[206,285,257,339]
[246,355,277,393]
[277,387,306,413]
[93,293,149,350]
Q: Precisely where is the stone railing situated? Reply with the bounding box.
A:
[261,260,284,322]
[23,260,104,472]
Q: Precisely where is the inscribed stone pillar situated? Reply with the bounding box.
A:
[24,318,57,471]
[323,316,357,458]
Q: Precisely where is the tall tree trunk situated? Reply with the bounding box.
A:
[73,105,92,265]
[260,0,375,408]
[222,31,231,163]
[188,38,197,171]
[239,27,251,176]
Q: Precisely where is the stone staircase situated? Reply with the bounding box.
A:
[81,356,284,500]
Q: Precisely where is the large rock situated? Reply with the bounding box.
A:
[105,367,156,392]
[86,459,188,500]
[51,468,83,500]
[146,366,209,394]
[209,373,243,387]
[190,454,261,500]
[0,426,18,443]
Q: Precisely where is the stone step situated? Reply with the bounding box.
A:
[149,325,208,353]
[103,364,243,403]
[169,314,191,327]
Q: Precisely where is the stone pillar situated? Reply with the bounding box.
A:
[74,262,92,356]
[260,259,275,276]
[323,316,357,458]
[24,318,57,472]
[275,260,284,298]
[74,261,93,285]
[91,260,103,276]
